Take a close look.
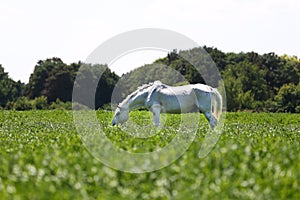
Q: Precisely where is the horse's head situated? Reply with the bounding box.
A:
[112,106,129,126]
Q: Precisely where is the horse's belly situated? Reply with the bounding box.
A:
[161,95,197,114]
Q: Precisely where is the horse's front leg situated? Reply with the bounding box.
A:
[204,111,218,129]
[150,104,161,127]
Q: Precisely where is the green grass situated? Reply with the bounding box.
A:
[0,110,299,199]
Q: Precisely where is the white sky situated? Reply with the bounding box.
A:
[1,0,299,83]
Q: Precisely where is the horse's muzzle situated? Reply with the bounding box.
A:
[112,121,116,126]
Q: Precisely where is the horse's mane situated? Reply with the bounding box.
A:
[119,81,164,107]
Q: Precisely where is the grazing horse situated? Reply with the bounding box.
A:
[112,81,222,128]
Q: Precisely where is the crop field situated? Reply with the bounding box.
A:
[0,110,299,200]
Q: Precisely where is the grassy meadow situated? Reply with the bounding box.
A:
[0,110,299,199]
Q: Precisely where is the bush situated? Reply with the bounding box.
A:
[102,103,113,111]
[49,99,72,110]
[275,83,300,113]
[33,96,48,110]
[72,102,90,110]
[5,97,76,110]
[5,101,14,110]
[13,97,34,111]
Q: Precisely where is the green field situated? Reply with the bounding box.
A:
[0,110,299,200]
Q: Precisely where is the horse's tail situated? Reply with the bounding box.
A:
[211,88,222,120]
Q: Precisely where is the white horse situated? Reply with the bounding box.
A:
[112,81,222,128]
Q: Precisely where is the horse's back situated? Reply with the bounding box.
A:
[154,85,196,113]
[192,83,214,93]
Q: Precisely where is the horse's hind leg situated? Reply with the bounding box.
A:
[203,111,218,129]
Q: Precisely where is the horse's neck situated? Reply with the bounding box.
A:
[128,90,148,111]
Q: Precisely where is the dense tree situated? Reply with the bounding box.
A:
[278,55,300,86]
[26,59,119,109]
[203,46,227,71]
[43,70,74,102]
[72,63,119,109]
[26,58,66,99]
[275,83,300,113]
[222,62,269,110]
[95,65,119,108]
[0,65,24,107]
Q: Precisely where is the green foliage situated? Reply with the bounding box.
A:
[73,63,119,109]
[0,65,24,107]
[26,59,119,109]
[43,70,74,102]
[49,99,72,110]
[72,102,90,111]
[32,96,48,110]
[10,97,34,111]
[203,46,227,71]
[5,96,71,111]
[223,61,270,111]
[0,111,299,199]
[25,58,79,102]
[26,58,68,99]
[275,83,300,113]
[1,46,300,112]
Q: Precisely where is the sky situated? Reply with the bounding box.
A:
[1,0,299,83]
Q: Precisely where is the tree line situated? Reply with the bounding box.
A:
[0,46,299,112]
[0,58,119,110]
[117,47,300,113]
